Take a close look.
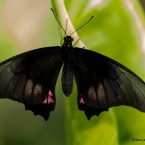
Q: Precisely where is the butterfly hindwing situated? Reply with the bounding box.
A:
[0,47,63,120]
[73,48,145,119]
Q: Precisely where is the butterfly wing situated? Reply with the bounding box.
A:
[73,48,145,119]
[0,47,63,120]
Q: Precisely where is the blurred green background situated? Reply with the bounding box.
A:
[0,0,145,145]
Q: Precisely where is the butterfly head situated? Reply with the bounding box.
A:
[63,36,74,48]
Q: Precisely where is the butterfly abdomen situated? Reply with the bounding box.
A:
[61,64,73,97]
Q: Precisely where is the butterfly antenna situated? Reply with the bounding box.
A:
[51,8,67,36]
[70,16,93,36]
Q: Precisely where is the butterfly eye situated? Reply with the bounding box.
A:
[64,36,67,41]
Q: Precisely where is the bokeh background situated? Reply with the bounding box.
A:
[0,0,145,145]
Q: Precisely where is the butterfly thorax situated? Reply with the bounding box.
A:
[62,36,73,48]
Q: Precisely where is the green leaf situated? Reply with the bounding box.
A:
[0,0,145,145]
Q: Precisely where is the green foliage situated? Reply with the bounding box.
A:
[0,0,145,145]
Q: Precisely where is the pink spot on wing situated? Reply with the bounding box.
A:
[48,90,52,96]
[42,90,54,104]
[80,97,85,104]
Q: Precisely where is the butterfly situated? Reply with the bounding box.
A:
[0,34,145,121]
[1,7,145,120]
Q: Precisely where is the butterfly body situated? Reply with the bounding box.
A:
[61,36,74,97]
[0,35,145,120]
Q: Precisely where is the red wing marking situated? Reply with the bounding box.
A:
[80,97,85,104]
[42,90,54,104]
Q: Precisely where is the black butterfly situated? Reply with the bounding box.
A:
[0,34,145,120]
